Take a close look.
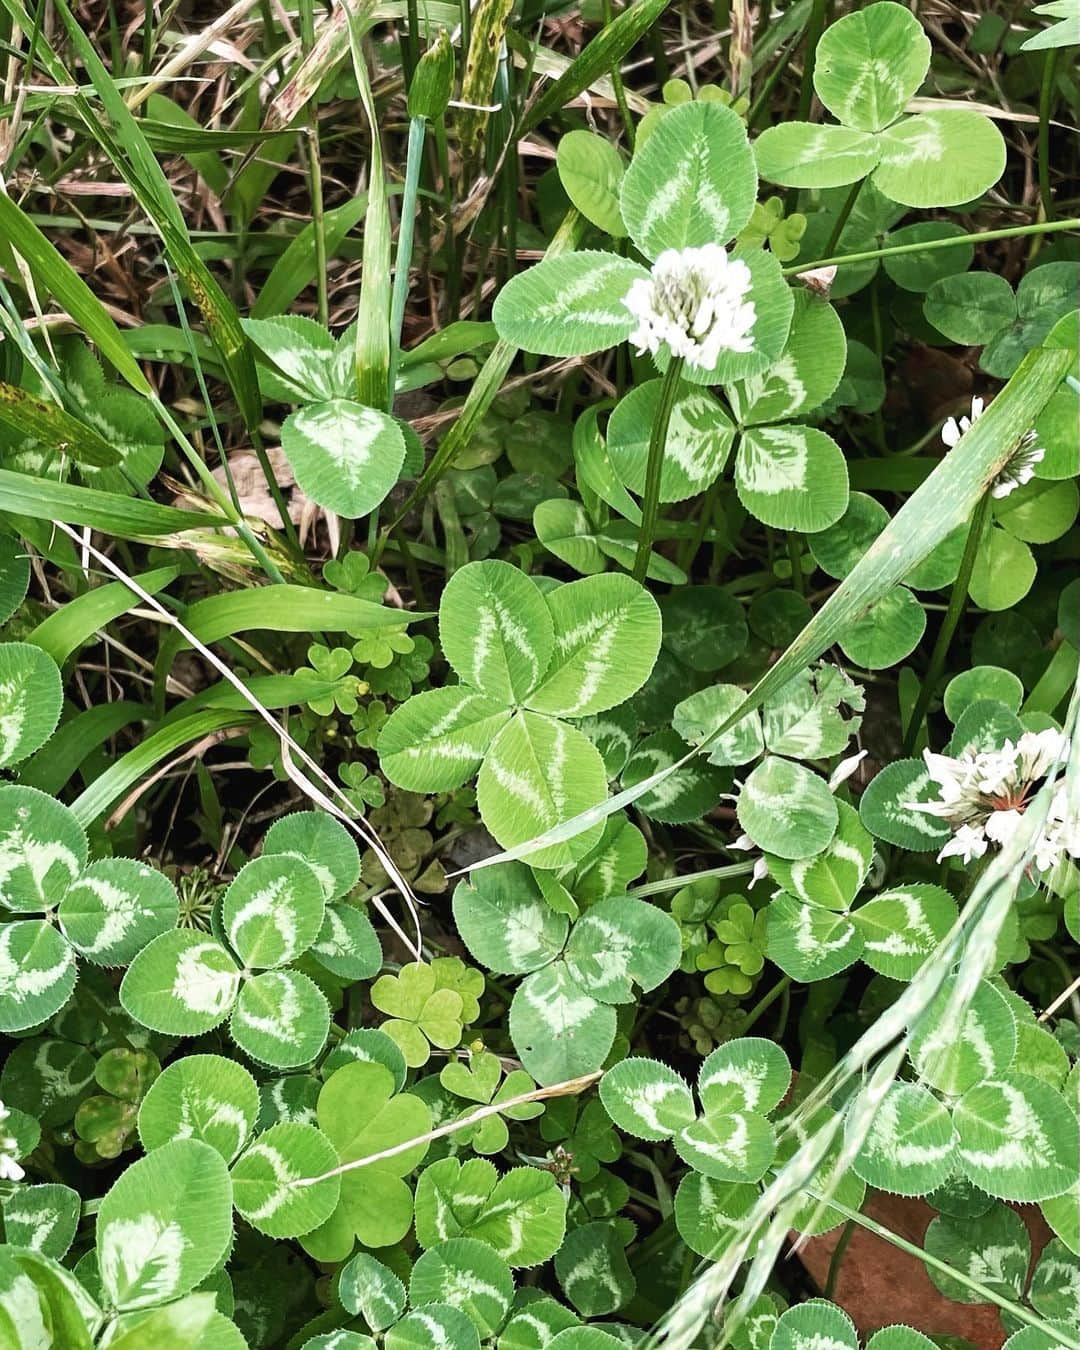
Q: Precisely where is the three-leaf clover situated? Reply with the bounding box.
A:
[755,2,1005,208]
[371,961,469,1067]
[439,1047,542,1154]
[242,315,407,520]
[600,1038,791,1182]
[121,853,331,1070]
[453,860,681,1084]
[378,560,661,868]
[302,1061,431,1261]
[496,101,792,382]
[0,786,178,1032]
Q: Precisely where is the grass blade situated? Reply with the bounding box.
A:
[0,381,121,468]
[344,3,392,409]
[0,467,221,537]
[520,0,670,135]
[52,0,263,432]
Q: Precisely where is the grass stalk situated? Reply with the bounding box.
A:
[388,116,427,403]
[788,216,1080,277]
[1038,48,1059,221]
[633,355,684,583]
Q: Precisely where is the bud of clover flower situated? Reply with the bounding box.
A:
[623,244,756,370]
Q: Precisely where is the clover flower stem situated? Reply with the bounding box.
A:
[902,490,993,756]
[633,355,685,583]
[786,216,1080,278]
[739,975,791,1035]
[823,1218,856,1299]
[1038,49,1059,224]
[822,178,863,259]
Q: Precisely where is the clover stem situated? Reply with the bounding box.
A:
[822,178,863,259]
[633,355,685,583]
[787,216,1080,278]
[902,489,993,756]
[739,975,791,1034]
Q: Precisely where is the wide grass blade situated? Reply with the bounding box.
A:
[0,193,152,395]
[520,0,671,135]
[344,4,392,409]
[0,381,121,468]
[460,343,1073,873]
[0,467,221,537]
[27,565,182,665]
[457,0,514,170]
[69,706,257,828]
[251,195,369,319]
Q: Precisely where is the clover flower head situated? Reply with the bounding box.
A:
[941,395,985,450]
[623,244,756,370]
[907,729,1077,872]
[0,1101,24,1182]
[941,396,1045,499]
[991,430,1045,499]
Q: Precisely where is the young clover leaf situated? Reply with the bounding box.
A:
[539,1097,620,1182]
[0,787,179,1032]
[378,561,661,868]
[453,860,680,1085]
[599,1037,790,1183]
[120,853,330,1070]
[439,1048,543,1154]
[755,2,1006,207]
[94,1137,233,1313]
[241,316,406,520]
[493,101,795,387]
[413,1156,567,1266]
[370,961,469,1068]
[302,1061,431,1261]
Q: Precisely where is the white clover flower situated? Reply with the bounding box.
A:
[941,395,1045,499]
[0,1101,24,1182]
[906,729,1077,872]
[941,395,985,449]
[938,823,989,865]
[991,430,1045,499]
[828,748,868,792]
[623,244,756,370]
